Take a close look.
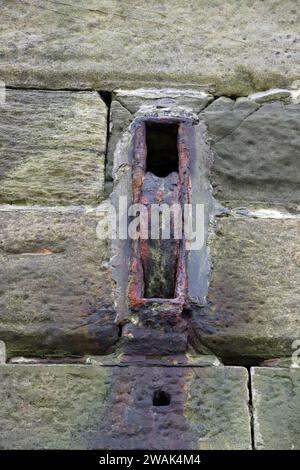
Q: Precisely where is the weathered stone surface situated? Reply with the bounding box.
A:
[259,357,294,368]
[183,366,251,450]
[84,353,221,367]
[202,101,300,208]
[201,97,259,143]
[0,90,106,205]
[0,1,299,95]
[106,89,213,188]
[122,323,188,356]
[0,364,251,449]
[0,208,118,356]
[191,217,300,360]
[115,89,213,115]
[0,340,6,364]
[0,365,112,449]
[251,367,300,450]
[248,88,292,104]
[105,99,132,184]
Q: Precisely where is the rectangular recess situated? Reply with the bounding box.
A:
[144,121,179,299]
[145,122,179,177]
[128,117,191,312]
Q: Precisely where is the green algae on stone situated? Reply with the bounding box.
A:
[0,1,299,95]
[0,90,107,206]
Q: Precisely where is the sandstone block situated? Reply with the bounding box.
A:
[191,217,300,360]
[0,1,299,94]
[0,208,118,356]
[0,90,106,205]
[0,364,251,449]
[202,101,300,208]
[251,367,300,450]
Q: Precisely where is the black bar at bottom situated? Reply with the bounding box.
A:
[0,450,299,468]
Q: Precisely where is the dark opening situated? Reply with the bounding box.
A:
[99,91,113,185]
[221,356,263,367]
[146,122,179,177]
[153,389,171,406]
[118,324,123,338]
[99,90,112,108]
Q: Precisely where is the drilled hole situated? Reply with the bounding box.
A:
[153,389,171,406]
[146,122,178,177]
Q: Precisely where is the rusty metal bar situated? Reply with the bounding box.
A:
[128,117,191,316]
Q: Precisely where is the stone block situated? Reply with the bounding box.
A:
[114,89,213,115]
[0,1,299,94]
[105,99,132,184]
[0,90,107,205]
[0,364,251,450]
[191,217,300,360]
[0,365,112,449]
[251,367,300,450]
[0,208,118,356]
[202,101,300,208]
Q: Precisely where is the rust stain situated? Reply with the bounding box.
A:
[128,117,192,318]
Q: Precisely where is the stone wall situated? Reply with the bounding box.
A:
[1,1,299,94]
[1,0,300,450]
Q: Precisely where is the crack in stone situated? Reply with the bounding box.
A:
[114,97,134,116]
[212,107,259,145]
[247,367,255,450]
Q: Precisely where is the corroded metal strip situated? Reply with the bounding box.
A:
[128,117,192,317]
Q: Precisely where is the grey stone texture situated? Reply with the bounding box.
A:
[0,1,299,95]
[191,217,300,360]
[0,364,251,450]
[0,0,300,451]
[0,90,107,205]
[201,100,300,209]
[0,208,118,357]
[105,99,132,183]
[251,367,300,450]
[0,365,112,449]
[114,89,214,115]
[105,90,300,365]
[0,340,6,364]
[248,88,293,104]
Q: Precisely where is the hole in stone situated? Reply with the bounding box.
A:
[221,356,263,367]
[99,90,112,108]
[99,91,113,186]
[153,389,171,406]
[146,122,178,177]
